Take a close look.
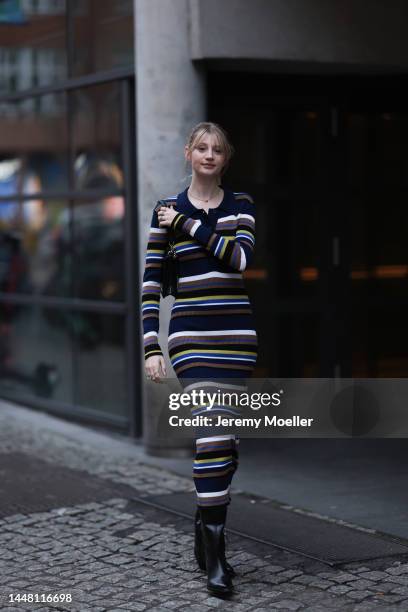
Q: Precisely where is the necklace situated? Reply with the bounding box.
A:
[188,186,220,203]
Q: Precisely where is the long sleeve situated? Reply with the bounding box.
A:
[141,206,168,360]
[170,195,255,272]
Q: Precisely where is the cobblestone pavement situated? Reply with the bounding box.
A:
[1,404,408,611]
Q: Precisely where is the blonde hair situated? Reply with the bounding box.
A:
[184,121,235,180]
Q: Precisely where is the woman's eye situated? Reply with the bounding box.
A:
[197,147,222,153]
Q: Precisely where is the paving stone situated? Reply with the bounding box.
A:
[358,570,390,581]
[271,600,304,610]
[369,593,406,605]
[374,581,405,594]
[327,584,353,595]
[331,572,360,583]
[348,605,384,612]
[314,571,337,580]
[390,586,408,596]
[348,578,378,591]
[307,578,334,590]
[387,575,408,586]
[345,589,377,601]
[291,575,320,586]
[3,407,408,612]
[279,569,303,579]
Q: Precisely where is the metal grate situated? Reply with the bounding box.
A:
[0,452,135,517]
[141,491,408,566]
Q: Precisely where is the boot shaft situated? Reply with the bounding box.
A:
[199,504,227,525]
[199,504,233,594]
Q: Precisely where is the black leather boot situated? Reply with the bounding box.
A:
[199,505,234,596]
[194,508,235,576]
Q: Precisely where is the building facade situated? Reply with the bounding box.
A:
[1,0,408,437]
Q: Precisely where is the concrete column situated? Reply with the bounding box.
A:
[134,0,205,381]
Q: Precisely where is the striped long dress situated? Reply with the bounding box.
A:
[142,185,258,508]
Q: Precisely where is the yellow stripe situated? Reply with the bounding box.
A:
[172,349,257,358]
[219,238,229,258]
[194,455,233,464]
[176,240,198,246]
[145,350,161,357]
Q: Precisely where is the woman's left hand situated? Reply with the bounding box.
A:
[157,204,178,228]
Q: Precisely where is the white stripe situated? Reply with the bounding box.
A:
[174,354,255,364]
[237,213,255,222]
[214,212,255,224]
[194,462,233,469]
[183,381,248,393]
[216,214,238,222]
[143,331,158,339]
[168,329,256,341]
[237,235,255,248]
[196,435,236,443]
[239,247,247,272]
[143,281,160,287]
[214,237,223,256]
[196,487,230,498]
[150,227,167,234]
[178,271,241,282]
[190,220,202,236]
[177,244,202,253]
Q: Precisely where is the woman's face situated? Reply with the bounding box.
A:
[186,132,226,179]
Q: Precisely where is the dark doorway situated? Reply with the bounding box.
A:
[208,72,408,378]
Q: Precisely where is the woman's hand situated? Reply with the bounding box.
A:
[145,355,166,383]
[157,204,177,228]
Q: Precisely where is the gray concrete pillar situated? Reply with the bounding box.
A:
[134,0,205,445]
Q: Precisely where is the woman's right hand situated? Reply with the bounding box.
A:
[145,355,167,383]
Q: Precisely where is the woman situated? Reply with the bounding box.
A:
[142,122,258,596]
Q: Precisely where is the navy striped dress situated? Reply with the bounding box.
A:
[142,185,258,507]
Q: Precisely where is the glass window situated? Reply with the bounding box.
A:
[0,92,69,194]
[72,196,125,302]
[71,82,122,191]
[0,302,127,417]
[0,0,67,94]
[75,311,127,416]
[0,302,73,403]
[0,0,134,95]
[72,0,134,77]
[0,199,71,297]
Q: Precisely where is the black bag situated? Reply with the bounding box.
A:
[155,199,179,298]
